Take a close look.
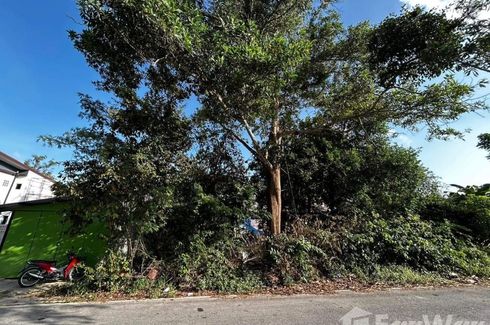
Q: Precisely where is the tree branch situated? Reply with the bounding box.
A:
[240,115,261,151]
[240,116,273,170]
[458,60,490,74]
[281,127,330,137]
[218,123,259,156]
[208,89,273,171]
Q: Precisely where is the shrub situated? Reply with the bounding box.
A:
[64,250,176,298]
[448,244,490,277]
[65,214,490,297]
[276,130,434,219]
[87,250,132,292]
[126,277,176,298]
[177,233,263,293]
[343,214,490,276]
[263,235,322,285]
[259,219,343,284]
[421,185,490,242]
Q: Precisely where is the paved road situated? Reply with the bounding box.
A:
[0,287,488,324]
[0,279,32,305]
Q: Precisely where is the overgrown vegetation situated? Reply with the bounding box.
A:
[66,212,490,295]
[44,0,490,296]
[421,184,490,242]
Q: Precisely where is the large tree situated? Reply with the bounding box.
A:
[71,0,488,234]
[43,92,191,261]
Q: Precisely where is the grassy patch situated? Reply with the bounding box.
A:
[372,265,447,285]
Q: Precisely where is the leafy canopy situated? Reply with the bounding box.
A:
[54,0,490,238]
[72,0,487,154]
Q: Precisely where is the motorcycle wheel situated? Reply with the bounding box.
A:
[18,267,43,287]
[68,266,85,281]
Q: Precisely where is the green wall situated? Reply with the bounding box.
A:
[0,202,106,278]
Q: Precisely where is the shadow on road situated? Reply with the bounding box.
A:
[0,279,35,305]
[0,303,108,324]
[0,279,108,324]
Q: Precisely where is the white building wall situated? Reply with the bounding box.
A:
[0,173,15,204]
[0,171,54,204]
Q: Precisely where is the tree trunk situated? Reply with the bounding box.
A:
[269,165,282,235]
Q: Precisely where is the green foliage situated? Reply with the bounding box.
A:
[78,250,132,293]
[65,250,176,298]
[23,154,58,177]
[343,214,490,276]
[369,3,490,87]
[42,93,192,260]
[276,124,435,219]
[422,184,490,241]
[264,236,320,285]
[65,213,490,296]
[191,216,489,288]
[369,7,463,86]
[126,277,176,299]
[172,220,339,290]
[344,215,452,272]
[458,194,490,239]
[144,142,265,262]
[45,0,490,295]
[177,234,262,293]
[67,0,488,236]
[477,133,490,159]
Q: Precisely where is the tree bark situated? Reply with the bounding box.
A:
[269,103,282,235]
[269,165,282,235]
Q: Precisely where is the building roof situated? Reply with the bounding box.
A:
[0,165,25,176]
[0,151,29,171]
[0,151,54,181]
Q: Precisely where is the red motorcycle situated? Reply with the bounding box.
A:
[18,253,85,287]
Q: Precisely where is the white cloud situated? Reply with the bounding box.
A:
[401,0,452,9]
[395,134,413,146]
[388,129,414,147]
[400,0,490,20]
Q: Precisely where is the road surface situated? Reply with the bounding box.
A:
[0,287,488,324]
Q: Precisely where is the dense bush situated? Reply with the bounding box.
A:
[143,139,266,262]
[177,233,262,292]
[60,250,176,298]
[421,184,490,242]
[343,214,490,276]
[70,213,489,296]
[169,215,490,290]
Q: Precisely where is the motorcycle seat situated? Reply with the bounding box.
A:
[29,260,56,265]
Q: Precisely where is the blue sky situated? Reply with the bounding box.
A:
[0,1,488,186]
